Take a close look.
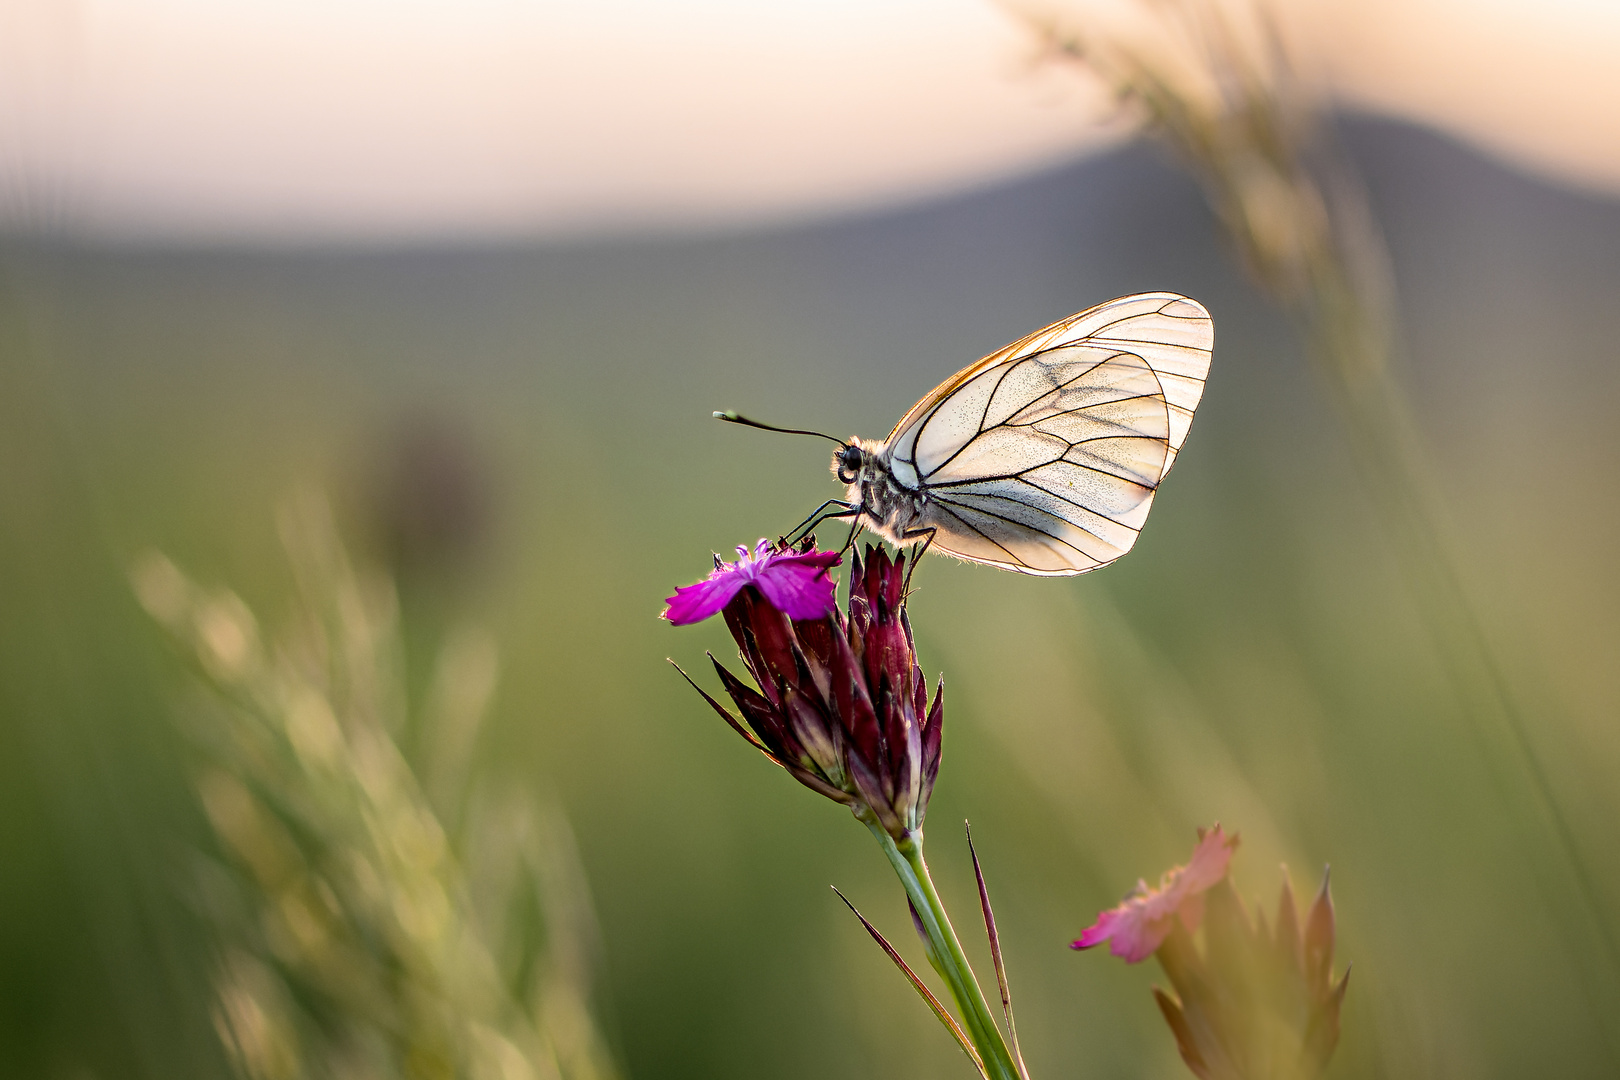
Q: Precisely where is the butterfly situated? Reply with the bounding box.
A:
[718,292,1213,576]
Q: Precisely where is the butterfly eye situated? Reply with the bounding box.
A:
[835,446,863,483]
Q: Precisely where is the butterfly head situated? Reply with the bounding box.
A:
[833,443,867,485]
[833,440,890,486]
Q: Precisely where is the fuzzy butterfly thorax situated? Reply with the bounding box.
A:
[834,438,928,550]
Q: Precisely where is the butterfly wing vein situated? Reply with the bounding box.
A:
[885,293,1212,576]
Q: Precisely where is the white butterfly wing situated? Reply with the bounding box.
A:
[884,293,1213,576]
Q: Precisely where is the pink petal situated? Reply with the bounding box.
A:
[1075,906,1179,965]
[1180,825,1239,894]
[1071,909,1119,950]
[1109,915,1175,963]
[1071,826,1240,966]
[663,543,842,626]
[661,575,747,625]
[1071,905,1175,963]
[753,552,840,620]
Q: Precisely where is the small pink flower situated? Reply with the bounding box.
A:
[671,544,944,841]
[662,539,840,625]
[1072,825,1239,962]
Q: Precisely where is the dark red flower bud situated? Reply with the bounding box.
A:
[671,542,943,840]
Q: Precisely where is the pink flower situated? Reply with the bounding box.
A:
[1072,825,1239,963]
[672,544,944,841]
[662,539,840,625]
[1072,825,1350,1080]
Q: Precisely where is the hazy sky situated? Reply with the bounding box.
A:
[2,0,1616,243]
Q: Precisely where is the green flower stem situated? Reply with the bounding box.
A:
[864,819,1022,1080]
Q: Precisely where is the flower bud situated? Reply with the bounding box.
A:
[1075,826,1350,1080]
[668,542,943,840]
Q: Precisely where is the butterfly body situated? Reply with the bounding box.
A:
[834,438,928,548]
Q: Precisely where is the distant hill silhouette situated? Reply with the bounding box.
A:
[9,111,1614,522]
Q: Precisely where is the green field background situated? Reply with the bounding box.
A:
[3,118,1619,1078]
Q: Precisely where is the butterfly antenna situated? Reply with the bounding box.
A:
[714,411,845,446]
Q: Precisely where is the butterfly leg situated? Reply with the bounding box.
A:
[898,526,936,596]
[785,501,859,547]
[837,517,866,559]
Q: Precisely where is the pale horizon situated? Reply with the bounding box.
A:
[2,0,1616,245]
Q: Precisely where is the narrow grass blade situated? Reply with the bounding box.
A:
[966,823,1028,1080]
[831,886,989,1079]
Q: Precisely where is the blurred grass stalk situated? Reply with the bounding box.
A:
[1009,0,1620,1041]
[133,492,620,1080]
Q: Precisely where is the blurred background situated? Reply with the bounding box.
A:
[3,0,1620,1077]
